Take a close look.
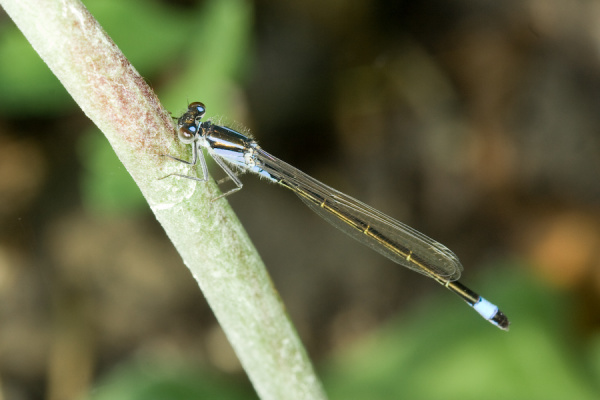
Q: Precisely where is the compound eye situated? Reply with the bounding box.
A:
[188,101,206,117]
[178,125,198,143]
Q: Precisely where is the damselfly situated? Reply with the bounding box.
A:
[163,102,510,331]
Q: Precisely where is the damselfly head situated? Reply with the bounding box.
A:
[176,102,207,143]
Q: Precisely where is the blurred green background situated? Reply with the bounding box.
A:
[1,0,600,399]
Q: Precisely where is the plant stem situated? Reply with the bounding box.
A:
[0,0,326,398]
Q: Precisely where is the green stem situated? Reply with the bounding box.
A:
[0,0,326,398]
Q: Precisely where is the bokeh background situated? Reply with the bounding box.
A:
[1,0,600,399]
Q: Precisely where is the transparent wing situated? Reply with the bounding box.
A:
[255,149,463,281]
